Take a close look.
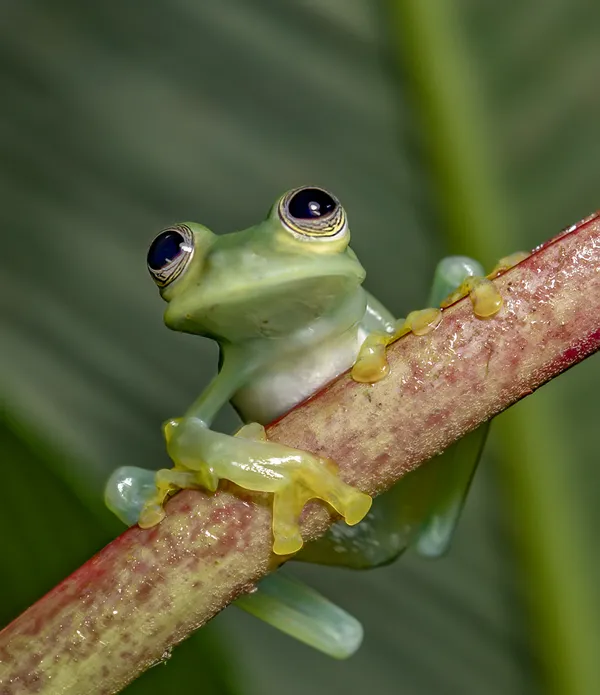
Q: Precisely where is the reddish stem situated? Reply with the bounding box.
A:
[1,213,599,695]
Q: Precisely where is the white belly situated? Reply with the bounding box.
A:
[232,325,369,425]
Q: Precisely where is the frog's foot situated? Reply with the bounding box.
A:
[487,251,530,279]
[352,308,442,384]
[235,571,363,659]
[137,468,202,529]
[105,465,206,529]
[272,465,372,556]
[434,253,522,319]
[440,275,503,318]
[105,465,158,527]
[162,417,372,555]
[234,423,372,555]
[351,332,391,383]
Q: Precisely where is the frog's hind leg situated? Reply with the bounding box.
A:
[413,255,490,557]
[413,423,489,557]
[235,571,363,659]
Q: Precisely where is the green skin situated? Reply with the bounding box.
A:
[105,187,488,658]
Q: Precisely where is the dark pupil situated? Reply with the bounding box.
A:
[147,230,184,270]
[288,188,336,219]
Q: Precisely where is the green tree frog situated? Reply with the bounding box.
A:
[105,186,500,658]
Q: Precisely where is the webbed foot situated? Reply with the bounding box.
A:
[137,467,203,528]
[104,465,158,527]
[352,307,442,384]
[235,422,372,555]
[109,417,372,555]
[269,472,371,556]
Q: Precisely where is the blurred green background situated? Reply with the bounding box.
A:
[1,1,599,694]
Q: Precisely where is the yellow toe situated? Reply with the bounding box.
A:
[344,493,372,525]
[273,534,304,556]
[138,504,166,529]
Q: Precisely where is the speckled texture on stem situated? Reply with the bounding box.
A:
[1,213,599,695]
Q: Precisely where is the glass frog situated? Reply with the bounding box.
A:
[105,186,499,659]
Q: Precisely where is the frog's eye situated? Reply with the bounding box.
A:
[278,186,347,241]
[147,224,194,287]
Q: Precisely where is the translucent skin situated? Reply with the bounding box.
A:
[104,188,512,658]
[141,418,372,556]
[105,193,508,559]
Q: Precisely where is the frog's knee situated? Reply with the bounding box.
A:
[104,466,157,526]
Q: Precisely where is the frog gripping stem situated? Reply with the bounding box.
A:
[271,462,373,555]
[7,211,599,694]
[126,420,373,555]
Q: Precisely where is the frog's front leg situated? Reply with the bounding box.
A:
[158,418,371,555]
[106,346,371,554]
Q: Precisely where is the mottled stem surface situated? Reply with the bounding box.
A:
[1,213,599,695]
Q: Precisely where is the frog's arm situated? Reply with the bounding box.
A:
[297,256,489,567]
[361,291,397,335]
[105,343,369,658]
[185,344,251,425]
[104,343,251,524]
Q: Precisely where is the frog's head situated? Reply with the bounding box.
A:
[147,186,366,342]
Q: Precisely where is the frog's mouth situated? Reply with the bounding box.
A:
[205,270,364,339]
[166,261,366,342]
